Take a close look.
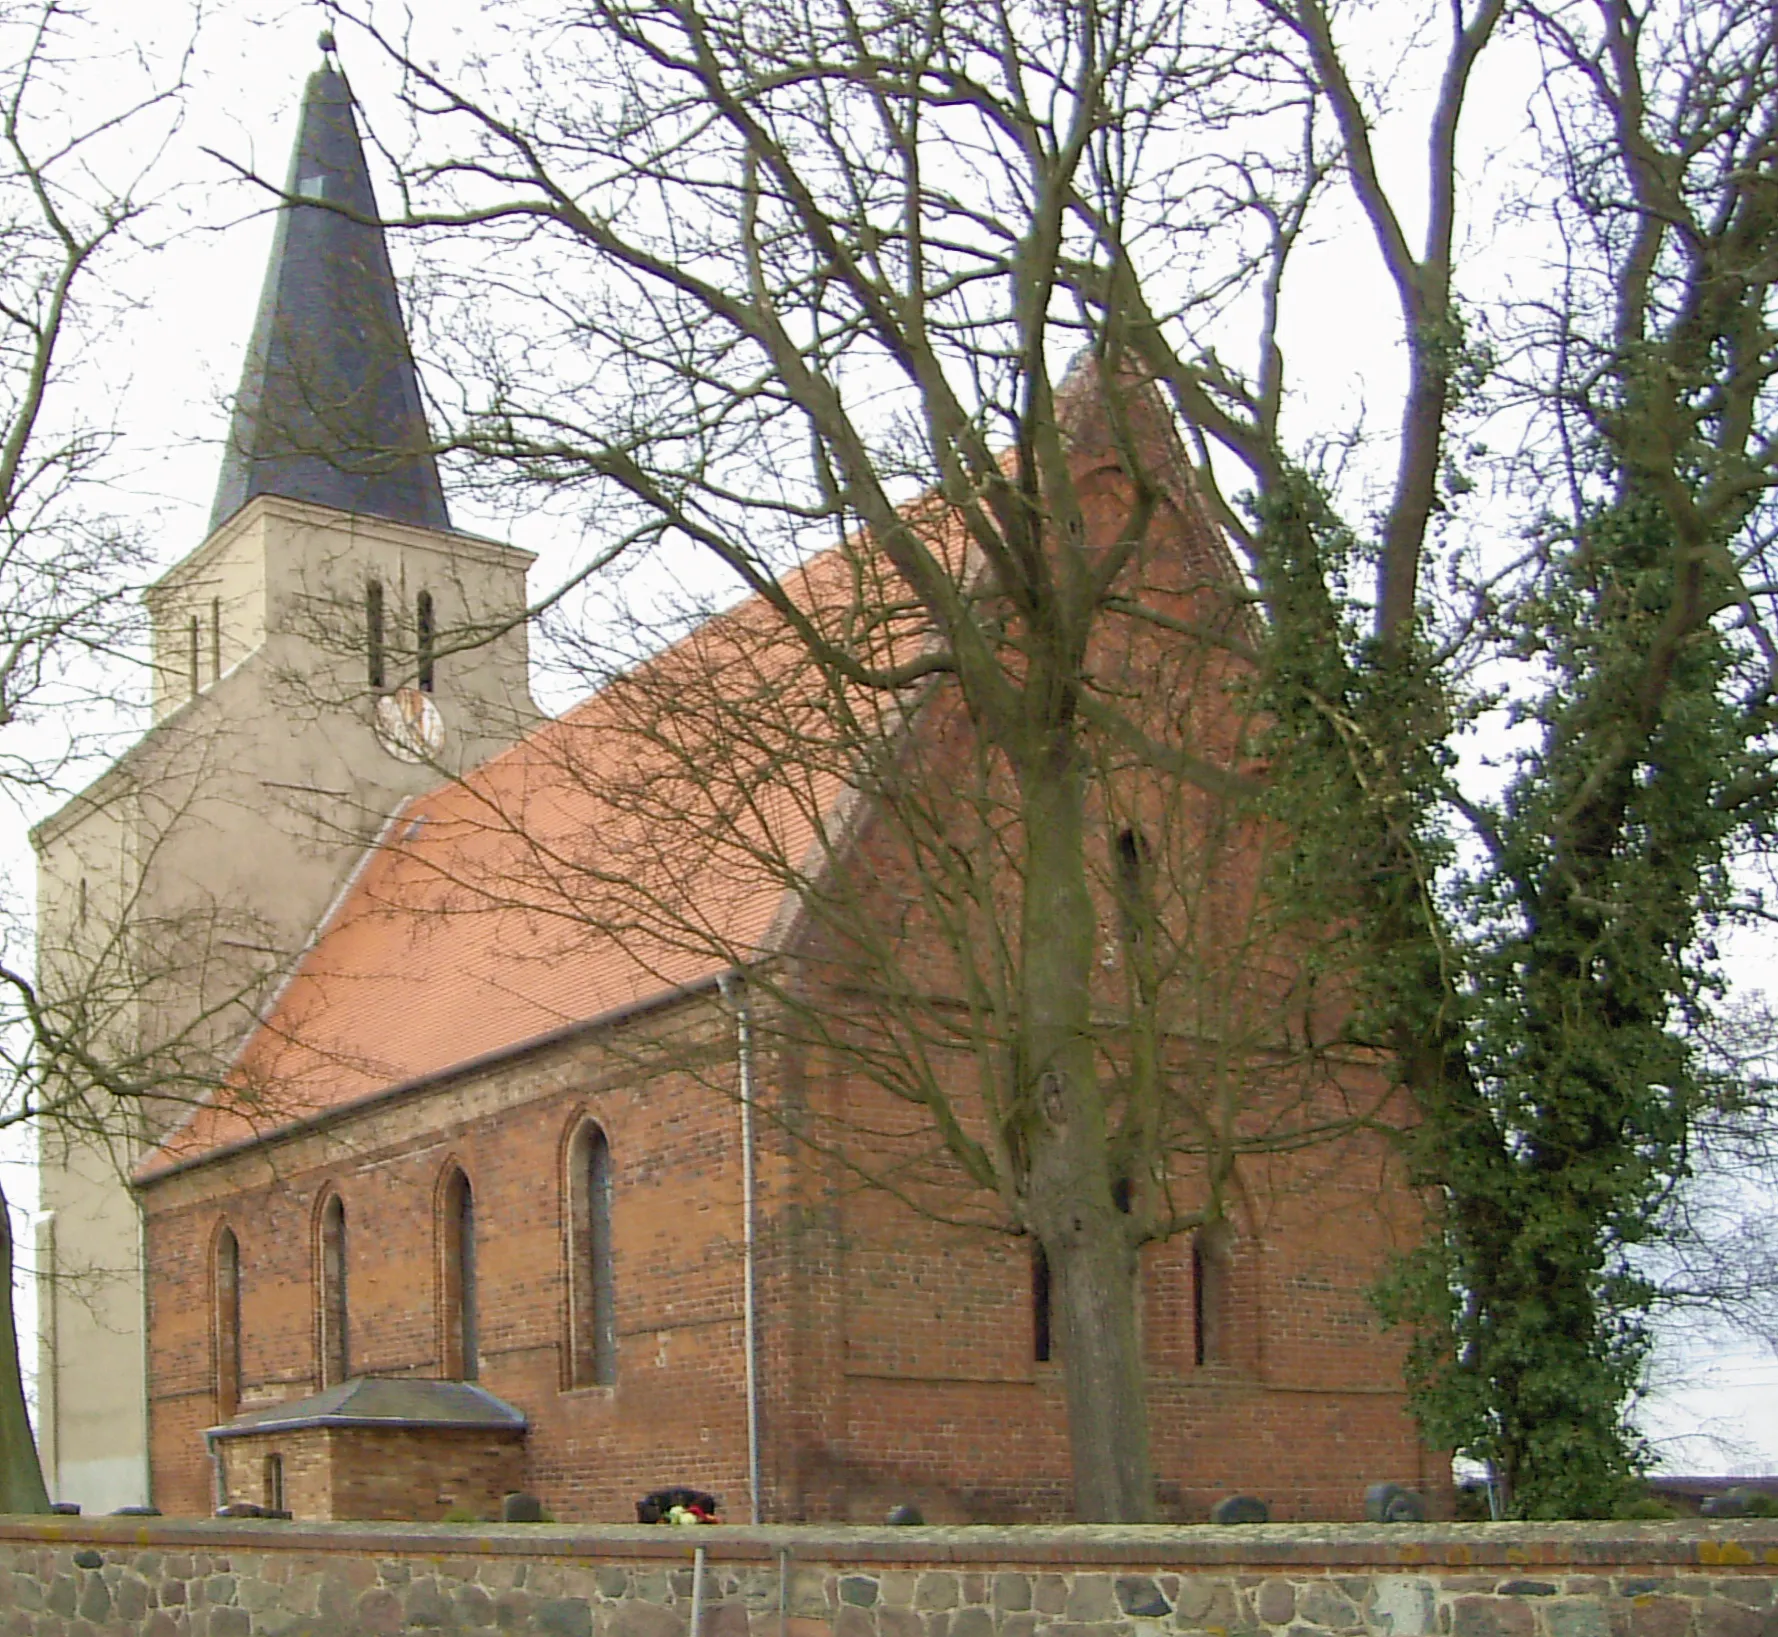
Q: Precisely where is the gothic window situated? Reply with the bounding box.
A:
[1192,1225,1230,1368]
[439,1165,478,1380]
[1031,1241,1053,1363]
[565,1120,616,1387]
[213,1225,241,1420]
[317,1192,349,1387]
[416,590,436,693]
[366,579,385,691]
[262,1453,284,1513]
[187,614,201,699]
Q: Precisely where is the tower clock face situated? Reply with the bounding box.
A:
[374,687,447,763]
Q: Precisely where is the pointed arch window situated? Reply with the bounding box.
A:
[565,1121,616,1387]
[439,1166,478,1380]
[317,1193,349,1387]
[214,1225,242,1419]
[1192,1225,1230,1368]
[1031,1241,1053,1364]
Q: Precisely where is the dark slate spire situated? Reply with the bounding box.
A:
[210,52,450,533]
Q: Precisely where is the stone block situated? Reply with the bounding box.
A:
[1450,1598,1535,1637]
[1254,1581,1295,1626]
[611,1598,689,1637]
[456,1582,496,1627]
[209,1609,252,1637]
[1690,1599,1766,1637]
[1296,1582,1361,1631]
[952,1605,995,1637]
[708,1602,752,1637]
[204,1575,238,1606]
[1368,1578,1434,1637]
[1623,1598,1690,1637]
[406,1576,453,1628]
[76,1575,110,1624]
[838,1605,877,1637]
[1118,1579,1170,1620]
[1034,1579,1068,1617]
[539,1598,595,1637]
[1064,1579,1116,1623]
[114,1575,150,1621]
[356,1585,405,1636]
[790,1571,832,1618]
[993,1577,1032,1614]
[1543,1601,1610,1637]
[843,1578,882,1608]
[917,1577,960,1612]
[1174,1581,1238,1630]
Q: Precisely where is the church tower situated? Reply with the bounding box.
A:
[32,46,537,1512]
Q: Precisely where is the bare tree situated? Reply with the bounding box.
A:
[300,0,1393,1520]
[0,0,196,1511]
[318,0,1776,1517]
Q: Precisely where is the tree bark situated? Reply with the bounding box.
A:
[0,1177,51,1513]
[1017,726,1155,1521]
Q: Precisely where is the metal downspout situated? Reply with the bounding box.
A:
[719,971,762,1524]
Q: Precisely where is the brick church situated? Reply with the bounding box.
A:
[44,49,1439,1525]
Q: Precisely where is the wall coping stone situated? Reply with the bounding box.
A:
[0,1517,1774,1572]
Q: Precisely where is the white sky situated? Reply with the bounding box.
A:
[4,0,1773,1484]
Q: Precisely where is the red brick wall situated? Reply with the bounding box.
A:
[146,987,1432,1524]
[142,433,1436,1527]
[147,1001,758,1523]
[216,1427,524,1521]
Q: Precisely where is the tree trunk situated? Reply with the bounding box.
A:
[1018,729,1155,1521]
[1043,1206,1153,1520]
[0,1177,51,1513]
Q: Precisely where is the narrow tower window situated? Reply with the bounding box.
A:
[317,1193,348,1387]
[188,614,201,698]
[262,1453,284,1513]
[440,1166,478,1380]
[210,597,222,683]
[214,1225,241,1420]
[566,1121,616,1386]
[366,579,385,691]
[1031,1241,1053,1363]
[416,590,435,693]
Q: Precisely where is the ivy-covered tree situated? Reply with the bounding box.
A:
[1122,0,1777,1514]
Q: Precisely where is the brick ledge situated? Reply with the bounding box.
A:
[0,1517,1775,1570]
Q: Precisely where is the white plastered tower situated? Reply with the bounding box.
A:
[31,50,537,1511]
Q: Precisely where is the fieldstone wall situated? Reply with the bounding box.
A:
[0,1519,1772,1637]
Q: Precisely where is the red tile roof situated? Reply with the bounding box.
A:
[140,547,872,1177]
[138,370,1237,1179]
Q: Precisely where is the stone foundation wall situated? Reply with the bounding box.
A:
[0,1519,1772,1637]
